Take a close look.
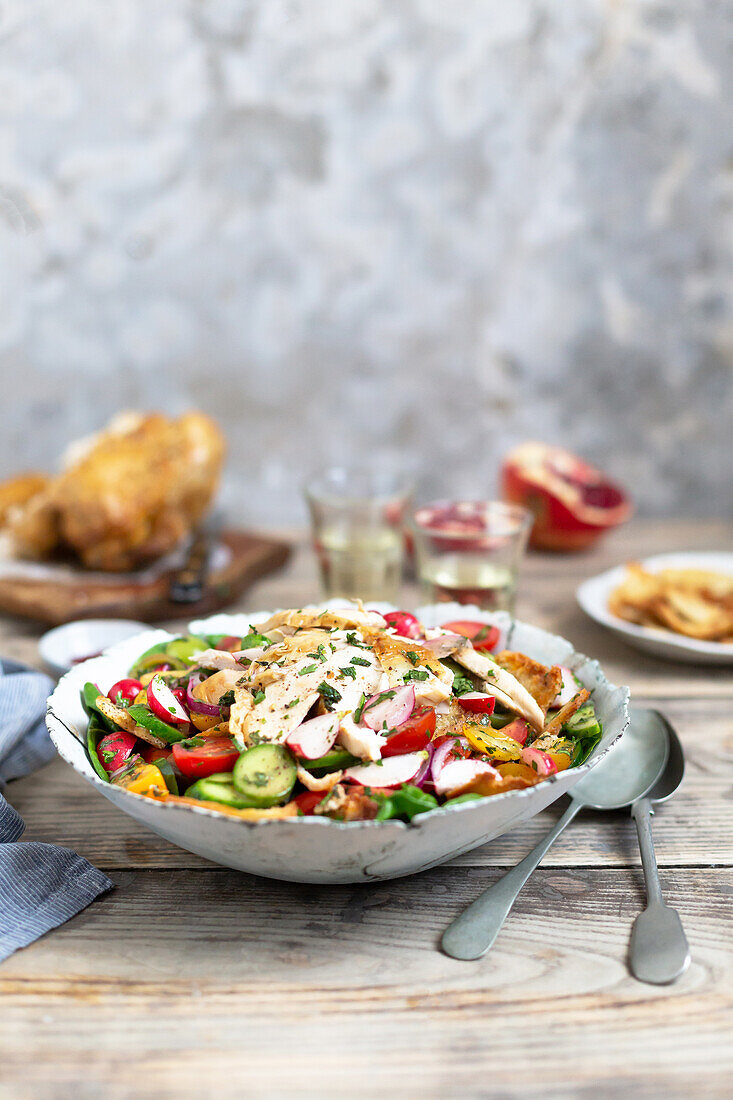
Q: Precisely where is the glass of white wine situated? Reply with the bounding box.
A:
[305,467,411,603]
[412,500,532,612]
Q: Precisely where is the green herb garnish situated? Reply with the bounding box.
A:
[403,669,429,682]
[317,682,342,709]
[350,656,372,667]
[299,664,319,676]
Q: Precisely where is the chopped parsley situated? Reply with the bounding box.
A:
[364,689,396,711]
[317,682,342,709]
[306,644,327,662]
[403,669,429,682]
[338,666,357,680]
[404,651,420,666]
[299,663,319,676]
[346,631,369,649]
[353,693,367,723]
[350,656,372,667]
[252,690,266,705]
[240,628,272,649]
[286,697,300,709]
[218,689,235,707]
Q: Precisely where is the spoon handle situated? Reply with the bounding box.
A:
[629,797,690,984]
[441,800,582,960]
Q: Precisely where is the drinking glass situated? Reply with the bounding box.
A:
[412,500,532,613]
[305,467,411,603]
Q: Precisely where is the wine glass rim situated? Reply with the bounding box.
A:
[305,465,413,505]
[412,499,533,538]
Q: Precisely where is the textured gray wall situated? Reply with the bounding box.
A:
[1,0,732,524]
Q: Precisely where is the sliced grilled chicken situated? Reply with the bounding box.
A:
[256,607,386,635]
[452,643,545,731]
[368,633,453,708]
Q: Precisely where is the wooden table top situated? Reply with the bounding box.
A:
[1,519,731,1099]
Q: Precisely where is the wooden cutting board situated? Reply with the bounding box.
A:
[0,529,291,625]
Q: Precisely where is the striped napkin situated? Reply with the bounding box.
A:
[0,658,113,962]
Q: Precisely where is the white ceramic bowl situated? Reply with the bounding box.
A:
[46,603,630,884]
[577,552,733,665]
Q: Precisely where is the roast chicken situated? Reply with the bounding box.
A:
[3,411,224,572]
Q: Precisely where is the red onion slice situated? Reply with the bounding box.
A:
[431,736,471,782]
[186,671,222,717]
[362,684,415,731]
[411,742,434,789]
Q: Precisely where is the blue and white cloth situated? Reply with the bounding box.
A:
[0,658,113,962]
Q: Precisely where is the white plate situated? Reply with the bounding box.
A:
[46,603,629,884]
[39,618,151,678]
[577,552,733,665]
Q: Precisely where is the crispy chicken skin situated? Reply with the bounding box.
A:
[6,412,224,572]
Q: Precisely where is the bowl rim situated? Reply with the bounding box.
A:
[46,604,630,832]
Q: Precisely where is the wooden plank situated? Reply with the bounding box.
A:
[0,867,730,1099]
[9,696,732,871]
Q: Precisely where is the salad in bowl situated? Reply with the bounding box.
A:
[80,605,604,824]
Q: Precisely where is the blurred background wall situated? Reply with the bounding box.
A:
[1,0,731,524]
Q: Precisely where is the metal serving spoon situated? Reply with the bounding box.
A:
[629,715,690,984]
[441,707,669,962]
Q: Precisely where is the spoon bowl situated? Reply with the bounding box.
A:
[570,707,670,811]
[442,706,671,962]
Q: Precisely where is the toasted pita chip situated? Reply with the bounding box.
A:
[494,651,563,715]
[542,689,590,737]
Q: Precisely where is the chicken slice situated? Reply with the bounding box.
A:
[256,607,386,634]
[368,633,453,708]
[337,714,386,763]
[452,644,545,731]
[494,651,563,715]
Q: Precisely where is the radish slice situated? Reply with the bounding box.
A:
[503,718,529,746]
[421,633,464,658]
[147,675,189,726]
[186,671,222,717]
[552,667,581,708]
[434,758,498,796]
[430,736,471,781]
[344,751,429,788]
[457,693,496,715]
[362,685,415,732]
[286,713,339,760]
[521,745,558,777]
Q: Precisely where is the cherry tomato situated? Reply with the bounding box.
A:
[216,635,242,652]
[382,706,436,757]
[440,620,500,652]
[172,734,240,779]
[140,744,175,767]
[294,790,326,815]
[97,730,137,774]
[457,693,496,715]
[171,687,188,709]
[107,678,144,706]
[381,610,424,640]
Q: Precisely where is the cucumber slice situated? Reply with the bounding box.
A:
[166,635,209,663]
[185,773,255,809]
[129,646,178,679]
[127,704,189,744]
[305,748,361,775]
[232,744,297,807]
[563,703,601,737]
